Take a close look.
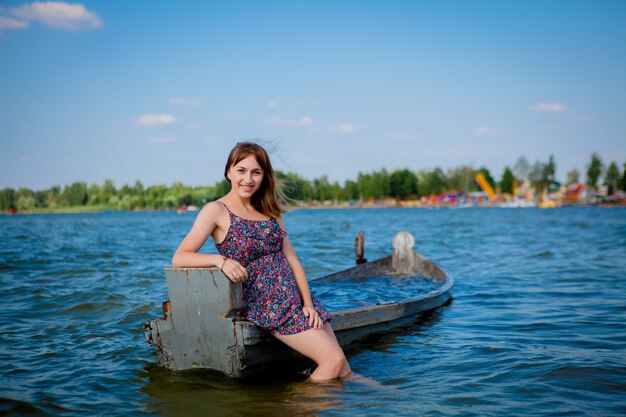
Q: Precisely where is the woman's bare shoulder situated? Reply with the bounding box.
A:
[203,200,225,212]
[196,200,228,222]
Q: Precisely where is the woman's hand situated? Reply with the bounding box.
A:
[220,258,248,283]
[302,305,322,330]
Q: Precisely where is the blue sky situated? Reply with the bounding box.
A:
[1,0,625,190]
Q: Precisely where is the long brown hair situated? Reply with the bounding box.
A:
[224,142,287,218]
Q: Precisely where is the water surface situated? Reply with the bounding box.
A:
[1,207,625,416]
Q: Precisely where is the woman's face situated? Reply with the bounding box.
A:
[228,154,264,199]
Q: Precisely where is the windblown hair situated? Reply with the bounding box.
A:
[224,141,287,218]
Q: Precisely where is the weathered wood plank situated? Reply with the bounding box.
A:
[145,268,248,376]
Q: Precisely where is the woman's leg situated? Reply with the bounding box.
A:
[273,324,351,381]
[321,322,352,377]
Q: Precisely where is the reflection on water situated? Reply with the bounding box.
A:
[141,363,344,417]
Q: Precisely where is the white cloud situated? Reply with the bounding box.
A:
[10,2,102,31]
[137,113,178,126]
[531,102,567,112]
[473,126,509,136]
[266,116,313,127]
[169,96,203,107]
[0,15,29,30]
[265,100,279,109]
[329,122,357,134]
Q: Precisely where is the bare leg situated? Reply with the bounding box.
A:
[320,322,352,378]
[273,323,351,381]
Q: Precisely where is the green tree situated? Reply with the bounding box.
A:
[357,172,375,199]
[215,179,230,197]
[604,162,620,195]
[500,167,516,194]
[145,185,168,208]
[446,166,475,194]
[277,171,314,201]
[103,179,116,204]
[0,188,16,211]
[313,176,332,201]
[119,184,133,198]
[586,153,603,189]
[389,169,418,198]
[360,169,391,199]
[422,168,447,196]
[330,181,343,202]
[543,155,556,185]
[296,177,315,201]
[566,169,580,185]
[621,163,626,192]
[15,188,36,210]
[541,155,559,191]
[131,180,146,208]
[163,195,178,209]
[358,169,391,199]
[47,186,62,208]
[88,184,102,205]
[63,182,88,206]
[134,180,144,195]
[344,180,359,201]
[189,186,213,206]
[118,194,133,210]
[34,190,47,208]
[415,170,429,196]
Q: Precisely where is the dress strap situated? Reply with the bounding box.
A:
[215,200,233,213]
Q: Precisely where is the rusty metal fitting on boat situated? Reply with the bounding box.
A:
[162,300,171,319]
[354,231,367,265]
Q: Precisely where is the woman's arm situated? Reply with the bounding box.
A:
[172,202,249,283]
[277,218,322,329]
[171,202,223,268]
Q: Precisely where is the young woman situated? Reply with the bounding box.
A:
[172,142,352,381]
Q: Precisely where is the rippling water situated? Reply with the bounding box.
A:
[314,275,443,310]
[1,207,625,416]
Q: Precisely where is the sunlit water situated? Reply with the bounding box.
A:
[1,207,625,416]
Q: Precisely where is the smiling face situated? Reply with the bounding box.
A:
[227,154,264,199]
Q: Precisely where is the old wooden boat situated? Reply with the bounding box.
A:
[144,232,454,377]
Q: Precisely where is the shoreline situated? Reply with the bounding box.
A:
[3,201,625,216]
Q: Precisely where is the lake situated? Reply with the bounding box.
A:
[1,207,625,416]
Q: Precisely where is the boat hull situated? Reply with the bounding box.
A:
[144,254,453,377]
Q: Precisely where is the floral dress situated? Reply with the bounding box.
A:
[215,203,331,335]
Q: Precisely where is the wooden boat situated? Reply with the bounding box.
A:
[144,232,454,377]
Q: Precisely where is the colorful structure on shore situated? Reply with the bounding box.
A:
[474,172,497,201]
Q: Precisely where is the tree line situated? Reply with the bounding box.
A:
[2,153,625,212]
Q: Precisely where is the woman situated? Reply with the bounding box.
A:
[172,142,352,381]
